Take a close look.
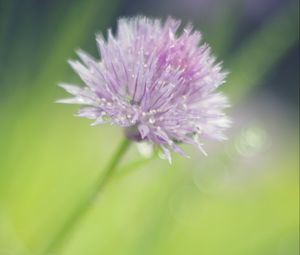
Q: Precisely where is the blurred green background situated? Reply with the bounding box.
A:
[0,0,299,254]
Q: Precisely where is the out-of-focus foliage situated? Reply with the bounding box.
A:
[0,0,299,254]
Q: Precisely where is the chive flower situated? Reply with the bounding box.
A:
[58,16,231,162]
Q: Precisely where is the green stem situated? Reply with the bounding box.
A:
[42,138,131,254]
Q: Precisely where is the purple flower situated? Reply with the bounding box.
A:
[58,16,230,163]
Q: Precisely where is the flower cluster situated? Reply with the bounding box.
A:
[58,16,230,162]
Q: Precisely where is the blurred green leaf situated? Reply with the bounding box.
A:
[225,2,299,102]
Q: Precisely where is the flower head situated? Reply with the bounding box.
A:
[58,16,231,162]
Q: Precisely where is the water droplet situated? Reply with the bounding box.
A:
[136,142,154,158]
[149,118,155,124]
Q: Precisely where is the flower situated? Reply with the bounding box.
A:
[58,16,231,163]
